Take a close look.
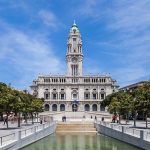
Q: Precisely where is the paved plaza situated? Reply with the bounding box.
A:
[0,114,149,137]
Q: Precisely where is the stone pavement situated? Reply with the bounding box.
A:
[116,120,150,129]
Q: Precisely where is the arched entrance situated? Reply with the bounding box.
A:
[60,104,65,111]
[84,104,90,111]
[44,104,49,111]
[52,104,57,111]
[92,104,97,111]
[72,104,78,112]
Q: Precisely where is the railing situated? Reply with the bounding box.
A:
[21,127,34,138]
[124,127,140,137]
[0,133,16,146]
[97,121,150,142]
[144,130,150,141]
[0,122,56,147]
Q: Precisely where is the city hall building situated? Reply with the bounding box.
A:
[30,22,118,112]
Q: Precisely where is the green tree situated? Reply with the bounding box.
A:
[136,82,150,128]
[0,83,14,128]
[104,91,132,124]
[0,82,44,128]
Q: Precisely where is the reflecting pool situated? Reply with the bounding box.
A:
[21,134,142,150]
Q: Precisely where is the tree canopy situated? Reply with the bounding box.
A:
[102,81,150,127]
[0,82,44,128]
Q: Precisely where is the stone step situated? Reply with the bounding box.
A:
[57,127,94,129]
[57,125,94,127]
[56,122,97,133]
[57,123,94,125]
[56,131,97,134]
[56,128,96,130]
[56,128,96,131]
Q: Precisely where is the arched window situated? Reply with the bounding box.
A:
[52,104,57,111]
[84,104,90,111]
[60,104,65,111]
[92,104,97,111]
[44,104,49,111]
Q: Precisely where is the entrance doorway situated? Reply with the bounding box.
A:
[60,104,65,111]
[52,104,57,111]
[72,104,78,112]
[84,104,90,111]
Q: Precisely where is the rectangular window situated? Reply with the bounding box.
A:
[85,93,89,99]
[45,93,49,99]
[93,94,97,99]
[53,94,57,99]
[101,94,105,100]
[61,94,65,100]
[73,94,77,99]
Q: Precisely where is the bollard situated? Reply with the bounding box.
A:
[43,124,45,129]
[140,130,144,147]
[0,137,2,146]
[140,130,144,140]
[18,131,21,140]
[34,126,36,133]
[110,124,113,129]
[122,126,125,133]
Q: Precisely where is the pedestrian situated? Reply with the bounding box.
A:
[112,115,115,123]
[91,115,93,119]
[40,118,43,124]
[101,117,104,121]
[4,117,7,125]
[95,116,97,121]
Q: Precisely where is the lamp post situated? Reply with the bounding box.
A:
[133,98,137,127]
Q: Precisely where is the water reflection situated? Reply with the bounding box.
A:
[21,133,142,150]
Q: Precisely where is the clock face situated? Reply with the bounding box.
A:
[72,57,77,63]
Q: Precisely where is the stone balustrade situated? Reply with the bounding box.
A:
[95,121,150,150]
[0,121,56,150]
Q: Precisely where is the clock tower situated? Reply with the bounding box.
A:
[66,21,83,77]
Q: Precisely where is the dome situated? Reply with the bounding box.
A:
[70,20,79,33]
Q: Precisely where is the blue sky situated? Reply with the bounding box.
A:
[0,0,150,90]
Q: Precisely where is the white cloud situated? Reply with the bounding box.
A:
[78,0,98,16]
[0,21,65,89]
[77,0,150,86]
[39,10,64,29]
[108,0,150,33]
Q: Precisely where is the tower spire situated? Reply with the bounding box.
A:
[73,20,76,25]
[66,22,83,77]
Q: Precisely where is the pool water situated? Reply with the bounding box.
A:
[21,133,142,150]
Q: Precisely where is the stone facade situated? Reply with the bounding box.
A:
[30,22,118,112]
